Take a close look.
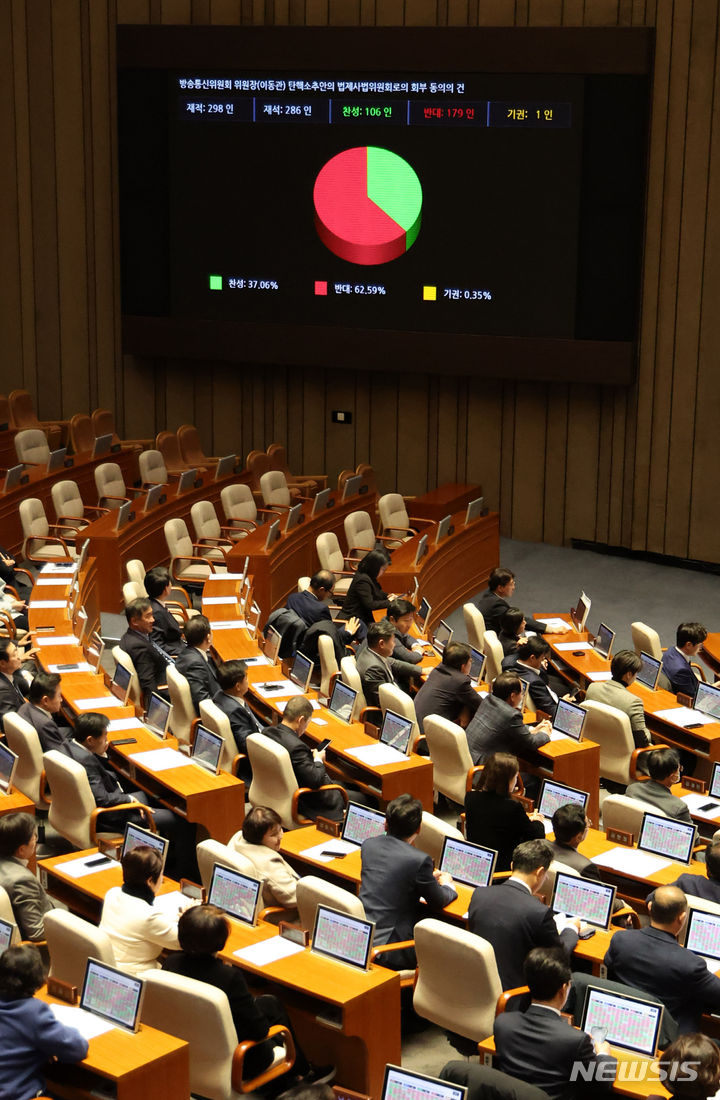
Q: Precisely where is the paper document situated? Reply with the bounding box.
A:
[536,618,572,631]
[300,840,357,862]
[204,596,238,606]
[654,707,716,727]
[36,635,79,646]
[55,853,118,879]
[208,619,249,630]
[128,747,191,772]
[35,578,71,587]
[29,600,68,609]
[586,671,612,682]
[41,562,77,574]
[548,731,570,741]
[555,641,592,652]
[107,717,144,731]
[206,572,246,580]
[345,743,408,766]
[75,696,126,710]
[254,680,305,699]
[593,847,671,876]
[153,891,197,917]
[280,698,320,712]
[682,793,720,820]
[234,937,306,966]
[49,1003,114,1039]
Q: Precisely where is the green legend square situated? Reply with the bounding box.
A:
[209,274,223,290]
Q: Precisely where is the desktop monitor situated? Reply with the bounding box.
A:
[537,779,589,821]
[214,454,236,479]
[438,837,497,889]
[414,534,428,567]
[80,957,145,1033]
[264,519,280,550]
[378,709,414,756]
[264,625,282,664]
[76,537,90,573]
[177,468,198,494]
[434,514,452,546]
[110,662,132,704]
[328,678,358,724]
[289,651,313,693]
[464,497,485,526]
[381,1066,467,1100]
[572,592,591,631]
[0,743,18,795]
[285,503,302,533]
[115,500,132,530]
[594,622,615,659]
[551,872,616,930]
[143,483,164,511]
[341,474,362,502]
[0,917,13,957]
[636,651,662,691]
[468,646,486,684]
[694,681,720,722]
[341,802,387,847]
[208,863,263,926]
[684,907,720,966]
[46,447,68,472]
[91,433,113,458]
[552,698,587,742]
[311,487,331,516]
[121,822,168,871]
[581,986,662,1057]
[2,465,23,492]
[415,597,431,635]
[311,904,374,971]
[637,812,696,866]
[145,693,172,739]
[192,723,224,774]
[432,620,453,655]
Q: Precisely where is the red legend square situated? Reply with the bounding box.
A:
[314,281,328,296]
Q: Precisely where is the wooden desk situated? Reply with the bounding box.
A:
[409,483,483,522]
[577,827,707,908]
[220,920,401,1099]
[38,849,182,922]
[384,511,499,637]
[38,987,190,1100]
[0,788,35,817]
[225,484,378,615]
[701,634,720,677]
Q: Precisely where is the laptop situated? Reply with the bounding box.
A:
[192,724,224,774]
[264,519,280,550]
[2,465,23,492]
[214,454,236,480]
[115,500,132,530]
[91,434,113,459]
[438,836,497,889]
[415,596,431,635]
[328,678,358,723]
[46,447,68,472]
[551,871,616,930]
[636,651,662,691]
[0,742,18,795]
[382,1066,467,1100]
[143,483,164,511]
[464,497,485,526]
[110,662,132,704]
[572,591,591,631]
[694,680,720,722]
[177,468,198,494]
[311,487,331,516]
[637,811,696,866]
[341,474,362,502]
[435,514,452,546]
[548,698,587,742]
[80,957,145,1033]
[468,646,486,684]
[311,904,374,971]
[683,907,720,970]
[432,619,453,656]
[207,863,263,927]
[537,779,589,834]
[592,623,615,660]
[0,917,13,956]
[285,503,302,533]
[121,822,168,872]
[289,651,313,693]
[378,708,414,756]
[264,625,282,664]
[580,986,663,1057]
[414,533,428,567]
[144,692,172,739]
[340,802,387,847]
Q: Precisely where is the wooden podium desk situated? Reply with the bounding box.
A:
[384,511,499,638]
[0,448,138,558]
[409,483,483,522]
[38,848,183,922]
[225,483,378,615]
[39,987,190,1100]
[220,920,401,1100]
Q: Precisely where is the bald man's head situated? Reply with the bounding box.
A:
[649,885,688,930]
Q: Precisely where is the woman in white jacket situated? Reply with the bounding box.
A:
[100,845,180,976]
[230,807,299,911]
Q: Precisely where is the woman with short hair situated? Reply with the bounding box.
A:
[99,845,180,975]
[230,806,299,909]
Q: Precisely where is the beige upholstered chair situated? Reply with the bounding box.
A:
[51,480,107,531]
[315,532,353,596]
[246,733,347,829]
[126,559,147,592]
[122,580,144,606]
[138,449,170,486]
[220,484,260,537]
[165,517,224,585]
[9,389,64,448]
[165,665,196,750]
[377,493,424,545]
[142,969,295,1098]
[415,812,463,865]
[198,698,242,773]
[3,713,51,815]
[378,683,421,750]
[580,700,652,786]
[413,918,501,1042]
[601,793,668,838]
[45,910,116,987]
[190,501,234,562]
[14,429,51,467]
[296,875,365,931]
[0,887,19,946]
[196,839,256,895]
[43,749,155,850]
[631,622,663,660]
[259,470,297,510]
[423,715,482,806]
[317,634,339,699]
[94,462,130,509]
[297,576,311,592]
[343,510,377,560]
[111,646,143,709]
[339,655,368,712]
[19,498,76,562]
[482,630,504,683]
[463,604,486,651]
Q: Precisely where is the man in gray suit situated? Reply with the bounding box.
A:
[359,794,457,969]
[355,620,421,709]
[626,746,693,823]
[584,650,651,749]
[0,813,57,941]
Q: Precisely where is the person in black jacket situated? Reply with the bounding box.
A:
[384,598,427,665]
[17,672,70,752]
[340,549,397,625]
[503,636,577,719]
[0,638,30,732]
[475,567,561,636]
[145,566,186,657]
[163,905,334,1088]
[119,598,171,706]
[174,615,220,715]
[414,642,482,733]
[497,607,527,657]
[465,752,545,871]
[213,659,264,755]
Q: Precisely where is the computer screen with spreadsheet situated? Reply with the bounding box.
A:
[695,681,720,721]
[208,863,263,926]
[552,698,586,741]
[0,918,13,957]
[581,987,662,1057]
[289,651,313,692]
[145,692,172,738]
[709,763,720,802]
[684,908,720,965]
[438,837,497,889]
[537,779,588,820]
[637,812,696,866]
[636,651,662,691]
[341,802,387,847]
[551,872,615,930]
[192,723,224,773]
[311,905,374,970]
[328,678,358,723]
[379,709,414,755]
[110,662,132,704]
[121,822,168,871]
[80,958,145,1032]
[382,1065,467,1100]
[0,742,18,794]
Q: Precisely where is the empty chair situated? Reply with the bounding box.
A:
[3,713,51,818]
[601,793,668,838]
[51,480,107,531]
[483,630,504,683]
[14,429,51,467]
[91,408,152,451]
[126,559,147,593]
[315,532,353,596]
[45,910,116,987]
[580,700,651,786]
[165,517,224,586]
[413,917,501,1043]
[378,682,420,750]
[246,733,347,829]
[199,698,242,772]
[377,492,422,545]
[296,875,365,931]
[317,634,339,699]
[165,665,196,749]
[177,423,221,467]
[9,389,64,447]
[156,430,190,473]
[196,838,256,895]
[266,442,325,494]
[631,621,663,660]
[415,812,464,865]
[344,510,396,562]
[259,470,306,510]
[111,646,143,709]
[191,501,234,562]
[138,449,170,486]
[123,580,145,605]
[94,462,130,509]
[221,483,261,537]
[463,603,486,651]
[297,576,311,592]
[19,498,76,562]
[68,412,94,454]
[423,714,481,806]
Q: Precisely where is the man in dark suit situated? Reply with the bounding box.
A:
[464,671,552,767]
[604,885,720,1033]
[145,566,186,657]
[468,839,580,991]
[661,622,720,697]
[384,598,427,666]
[669,843,720,905]
[359,794,457,969]
[0,639,30,732]
[261,697,348,821]
[503,636,578,718]
[17,671,69,752]
[119,597,171,706]
[286,570,363,644]
[355,620,421,709]
[174,615,220,715]
[414,641,482,733]
[494,947,616,1098]
[213,659,264,754]
[475,567,561,636]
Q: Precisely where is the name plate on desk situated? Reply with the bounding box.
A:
[47,978,77,1004]
[316,816,341,837]
[683,776,707,794]
[605,827,634,847]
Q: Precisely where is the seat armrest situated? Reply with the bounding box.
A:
[380,524,416,538]
[170,554,218,580]
[91,802,157,842]
[371,939,415,965]
[196,536,233,551]
[256,507,285,521]
[231,1025,295,1093]
[225,518,258,532]
[629,744,655,781]
[466,764,484,791]
[291,783,348,824]
[98,494,131,509]
[496,986,530,1015]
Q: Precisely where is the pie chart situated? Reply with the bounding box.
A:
[313,146,422,266]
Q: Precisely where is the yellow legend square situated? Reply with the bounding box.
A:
[423,285,437,301]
